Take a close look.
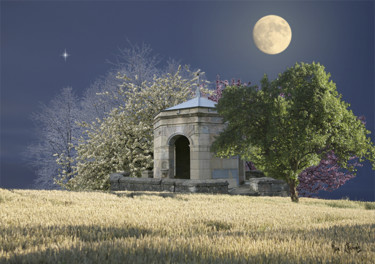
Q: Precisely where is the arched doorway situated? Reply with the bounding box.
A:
[169,135,190,179]
[175,136,190,179]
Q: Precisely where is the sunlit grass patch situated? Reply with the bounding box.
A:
[0,189,19,203]
[0,189,374,263]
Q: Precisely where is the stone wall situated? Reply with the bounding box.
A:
[110,173,229,194]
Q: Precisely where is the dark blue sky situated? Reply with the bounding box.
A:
[1,1,374,201]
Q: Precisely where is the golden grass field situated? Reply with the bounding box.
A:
[0,188,374,263]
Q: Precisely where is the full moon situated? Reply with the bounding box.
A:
[253,15,292,55]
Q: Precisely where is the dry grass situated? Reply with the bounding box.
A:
[0,188,374,263]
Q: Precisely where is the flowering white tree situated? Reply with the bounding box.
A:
[58,67,203,190]
[26,87,80,189]
[109,41,162,86]
[79,42,200,125]
[80,42,162,125]
[27,42,204,189]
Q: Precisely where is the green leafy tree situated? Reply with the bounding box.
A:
[212,62,375,202]
[57,67,204,190]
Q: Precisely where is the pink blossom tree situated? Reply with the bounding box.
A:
[297,151,362,197]
[297,116,366,197]
[205,75,251,102]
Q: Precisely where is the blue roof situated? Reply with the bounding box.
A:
[164,96,217,111]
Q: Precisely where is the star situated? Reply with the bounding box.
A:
[61,49,70,62]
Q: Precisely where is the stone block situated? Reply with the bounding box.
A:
[222,158,238,169]
[141,170,153,178]
[248,181,259,192]
[198,125,209,134]
[160,178,179,192]
[228,169,238,178]
[191,169,211,179]
[212,169,229,179]
[226,178,238,189]
[190,159,211,170]
[247,177,289,197]
[117,177,162,191]
[174,179,228,194]
[111,181,120,191]
[110,172,131,191]
[190,169,200,179]
[190,151,211,160]
[158,149,169,160]
[211,158,222,169]
[110,173,123,182]
[212,169,239,187]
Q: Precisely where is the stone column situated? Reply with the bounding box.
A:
[190,131,212,179]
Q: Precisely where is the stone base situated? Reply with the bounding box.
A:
[247,177,289,197]
[110,174,229,194]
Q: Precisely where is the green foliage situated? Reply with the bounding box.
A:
[212,62,375,201]
[364,202,375,210]
[325,201,375,211]
[325,201,358,209]
[57,66,201,190]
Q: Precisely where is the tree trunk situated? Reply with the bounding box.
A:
[288,180,299,203]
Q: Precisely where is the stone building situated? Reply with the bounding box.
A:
[153,88,245,188]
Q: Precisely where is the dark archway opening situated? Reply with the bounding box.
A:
[174,136,190,179]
